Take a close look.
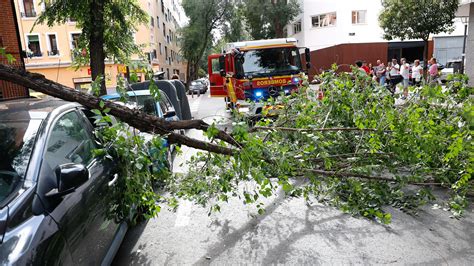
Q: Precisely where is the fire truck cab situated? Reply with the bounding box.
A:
[208,38,311,110]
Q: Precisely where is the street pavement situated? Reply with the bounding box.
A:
[112,91,474,265]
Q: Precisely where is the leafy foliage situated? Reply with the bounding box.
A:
[37,0,147,64]
[379,0,459,41]
[164,67,472,223]
[180,0,230,81]
[379,0,459,63]
[90,69,171,224]
[243,0,300,39]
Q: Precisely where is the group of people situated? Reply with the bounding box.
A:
[355,57,440,98]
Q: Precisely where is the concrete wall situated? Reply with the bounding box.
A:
[434,36,465,65]
[465,3,474,86]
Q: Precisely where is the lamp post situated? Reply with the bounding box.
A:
[461,16,469,74]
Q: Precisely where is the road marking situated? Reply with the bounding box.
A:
[174,200,193,227]
[189,96,202,113]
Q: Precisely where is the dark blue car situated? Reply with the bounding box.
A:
[0,98,126,264]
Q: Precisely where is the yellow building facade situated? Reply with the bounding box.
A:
[14,0,187,91]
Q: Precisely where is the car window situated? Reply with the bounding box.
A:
[44,111,97,170]
[158,92,174,114]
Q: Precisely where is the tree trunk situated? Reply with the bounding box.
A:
[0,64,239,155]
[89,0,107,95]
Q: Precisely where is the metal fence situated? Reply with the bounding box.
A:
[0,54,29,100]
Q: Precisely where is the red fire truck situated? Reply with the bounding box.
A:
[208,38,311,112]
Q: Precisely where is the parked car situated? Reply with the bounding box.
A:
[0,97,125,264]
[102,89,180,169]
[188,80,207,94]
[440,60,462,83]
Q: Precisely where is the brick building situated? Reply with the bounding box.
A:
[0,0,28,99]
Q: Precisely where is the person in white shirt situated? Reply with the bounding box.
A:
[400,58,410,97]
[389,59,401,93]
[411,59,423,87]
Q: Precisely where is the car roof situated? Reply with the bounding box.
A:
[102,90,152,100]
[0,97,76,121]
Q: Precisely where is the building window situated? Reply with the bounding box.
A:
[71,33,81,49]
[151,16,154,27]
[293,20,302,34]
[159,43,162,54]
[352,10,366,24]
[163,23,166,36]
[26,34,42,57]
[47,34,59,56]
[161,0,164,13]
[311,12,337,28]
[157,16,160,28]
[22,0,36,18]
[152,49,157,60]
[165,46,168,59]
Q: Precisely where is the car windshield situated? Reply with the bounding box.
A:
[0,117,42,204]
[191,81,199,85]
[238,47,302,78]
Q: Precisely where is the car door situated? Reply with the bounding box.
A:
[208,54,227,97]
[38,109,119,264]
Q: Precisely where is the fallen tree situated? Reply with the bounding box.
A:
[1,64,471,224]
[0,64,238,155]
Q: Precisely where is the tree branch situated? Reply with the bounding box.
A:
[0,64,238,156]
[250,126,391,133]
[302,168,441,186]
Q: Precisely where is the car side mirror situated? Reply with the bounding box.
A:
[219,55,226,77]
[163,110,176,119]
[46,163,89,198]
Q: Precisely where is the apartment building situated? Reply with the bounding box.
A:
[13,0,187,91]
[134,0,187,81]
[286,0,468,75]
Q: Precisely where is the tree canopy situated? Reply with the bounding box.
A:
[379,0,459,64]
[180,0,230,83]
[243,0,300,39]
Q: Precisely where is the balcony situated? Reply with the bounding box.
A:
[21,10,37,18]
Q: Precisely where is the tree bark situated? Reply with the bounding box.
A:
[0,64,239,155]
[89,0,107,95]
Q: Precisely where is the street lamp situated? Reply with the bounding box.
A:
[461,16,469,75]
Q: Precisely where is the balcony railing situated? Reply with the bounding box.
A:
[21,10,37,18]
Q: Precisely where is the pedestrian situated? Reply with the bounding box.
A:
[400,58,410,98]
[412,59,423,86]
[376,60,386,85]
[362,61,371,75]
[355,60,366,74]
[389,58,401,92]
[428,57,440,85]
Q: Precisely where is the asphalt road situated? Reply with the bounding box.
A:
[113,91,474,265]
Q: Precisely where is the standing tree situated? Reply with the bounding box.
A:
[243,0,300,40]
[379,0,459,67]
[36,0,148,95]
[180,0,230,85]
